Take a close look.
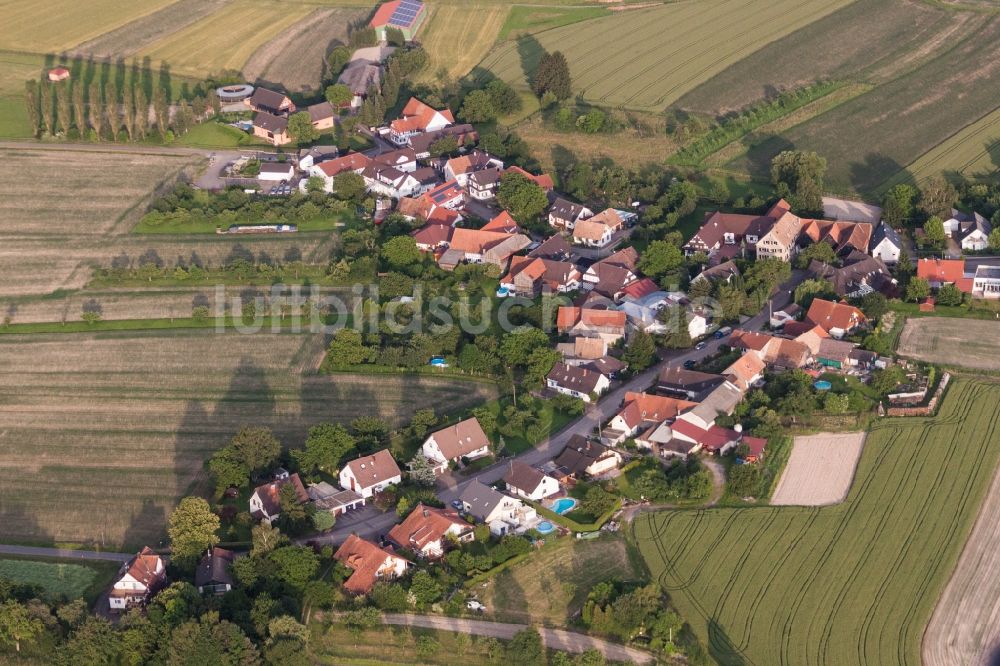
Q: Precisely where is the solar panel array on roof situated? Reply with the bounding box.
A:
[389,0,422,26]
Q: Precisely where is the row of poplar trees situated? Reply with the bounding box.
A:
[23,74,221,141]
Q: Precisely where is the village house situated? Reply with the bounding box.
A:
[437,227,530,272]
[258,162,294,182]
[605,392,697,447]
[249,471,308,523]
[501,256,581,297]
[387,97,454,146]
[337,58,381,109]
[723,352,766,391]
[808,250,898,298]
[459,480,537,536]
[421,417,492,473]
[657,366,728,401]
[362,163,435,199]
[546,361,611,402]
[246,87,295,115]
[798,217,873,256]
[334,534,410,594]
[307,481,365,516]
[400,193,462,227]
[409,123,478,158]
[552,434,622,481]
[387,504,473,559]
[339,449,403,498]
[412,223,453,251]
[528,233,573,261]
[916,258,972,291]
[755,199,802,261]
[556,306,627,344]
[581,247,640,298]
[252,112,291,146]
[972,264,1000,299]
[307,101,335,131]
[619,289,707,339]
[424,179,465,211]
[729,329,812,369]
[548,197,594,231]
[668,419,744,456]
[297,145,338,170]
[503,461,560,501]
[109,547,167,611]
[769,303,801,328]
[571,209,632,248]
[804,299,868,339]
[692,260,740,286]
[195,547,236,596]
[816,338,858,371]
[309,152,372,190]
[369,0,426,41]
[557,336,608,363]
[869,221,903,264]
[443,151,504,187]
[944,209,992,251]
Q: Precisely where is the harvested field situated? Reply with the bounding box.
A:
[68,0,233,59]
[634,378,1000,665]
[0,331,497,547]
[737,15,1000,194]
[479,0,856,111]
[896,317,1000,370]
[242,6,367,92]
[416,5,509,83]
[0,147,335,298]
[0,0,177,53]
[771,432,866,506]
[675,0,957,115]
[138,1,313,78]
[924,457,1000,666]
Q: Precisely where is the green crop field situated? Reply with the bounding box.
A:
[0,330,497,548]
[497,5,611,40]
[633,378,1000,665]
[479,0,857,111]
[414,4,510,83]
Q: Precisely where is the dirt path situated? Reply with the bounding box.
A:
[0,544,132,562]
[923,458,1000,666]
[381,613,654,664]
[703,457,726,506]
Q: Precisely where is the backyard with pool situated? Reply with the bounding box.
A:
[550,497,578,514]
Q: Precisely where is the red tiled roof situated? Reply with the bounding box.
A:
[505,165,554,190]
[621,278,659,300]
[122,547,166,588]
[387,504,469,554]
[741,436,767,460]
[805,299,867,333]
[482,211,520,233]
[671,420,740,453]
[728,329,772,352]
[556,306,626,331]
[316,153,371,177]
[335,534,407,594]
[390,97,454,133]
[916,258,965,283]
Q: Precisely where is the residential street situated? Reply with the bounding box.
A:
[381,613,654,664]
[308,270,804,546]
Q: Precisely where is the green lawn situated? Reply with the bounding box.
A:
[498,5,611,39]
[0,557,118,603]
[634,377,1000,665]
[177,121,253,148]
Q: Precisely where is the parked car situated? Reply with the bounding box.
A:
[695,341,707,350]
[714,326,732,339]
[451,500,463,510]
[467,600,486,612]
[683,359,697,369]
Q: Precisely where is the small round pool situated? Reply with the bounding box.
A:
[536,521,555,535]
[814,380,832,391]
[496,286,510,297]
[551,497,577,515]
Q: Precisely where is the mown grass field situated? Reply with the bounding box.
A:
[0,51,44,138]
[479,0,857,111]
[497,5,611,40]
[0,558,112,602]
[0,0,177,53]
[242,6,367,92]
[482,535,642,628]
[896,318,1000,370]
[735,11,1000,194]
[634,378,1000,665]
[138,0,314,78]
[0,331,497,548]
[415,4,510,83]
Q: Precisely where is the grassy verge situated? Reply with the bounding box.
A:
[0,315,331,335]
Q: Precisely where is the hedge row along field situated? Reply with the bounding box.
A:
[479,0,857,112]
[633,378,1000,665]
[0,331,497,548]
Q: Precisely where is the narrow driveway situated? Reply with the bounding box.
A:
[0,544,132,563]
[382,613,654,664]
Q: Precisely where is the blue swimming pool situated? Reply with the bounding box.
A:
[814,380,832,391]
[536,521,555,535]
[551,498,577,515]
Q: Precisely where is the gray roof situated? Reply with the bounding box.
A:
[503,461,548,493]
[253,111,287,133]
[870,221,902,251]
[338,62,381,95]
[553,435,615,477]
[459,480,512,522]
[687,381,742,423]
[194,547,235,588]
[249,87,290,113]
[550,197,587,221]
[260,162,293,174]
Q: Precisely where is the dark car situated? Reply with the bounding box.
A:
[683,359,697,369]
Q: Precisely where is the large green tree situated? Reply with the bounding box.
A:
[638,240,684,282]
[325,83,352,108]
[168,497,220,566]
[293,423,356,474]
[287,111,317,143]
[324,328,374,368]
[0,601,43,653]
[770,150,826,214]
[459,89,496,123]
[496,172,548,223]
[531,51,572,100]
[882,184,917,227]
